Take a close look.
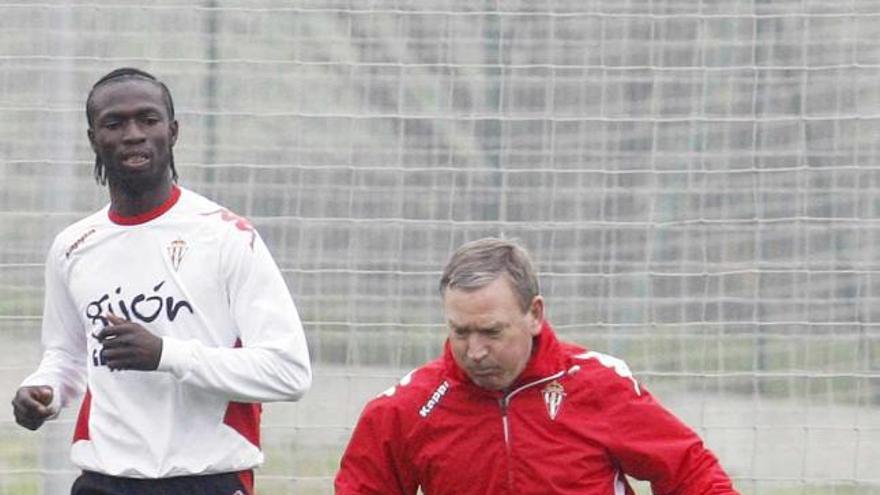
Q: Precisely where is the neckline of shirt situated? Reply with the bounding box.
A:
[108,185,182,226]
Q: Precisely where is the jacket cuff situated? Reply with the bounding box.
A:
[157,336,194,377]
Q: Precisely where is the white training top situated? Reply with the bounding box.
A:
[20,186,312,478]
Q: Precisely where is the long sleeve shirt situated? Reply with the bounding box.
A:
[21,185,312,478]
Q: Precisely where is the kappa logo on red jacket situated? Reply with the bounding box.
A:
[419,380,449,418]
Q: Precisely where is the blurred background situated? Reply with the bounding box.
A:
[1,0,879,493]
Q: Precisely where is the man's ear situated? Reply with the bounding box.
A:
[87,128,97,153]
[169,120,179,147]
[528,295,544,336]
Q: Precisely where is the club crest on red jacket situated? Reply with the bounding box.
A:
[542,379,565,420]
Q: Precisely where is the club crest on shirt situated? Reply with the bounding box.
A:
[542,380,566,421]
[167,238,188,271]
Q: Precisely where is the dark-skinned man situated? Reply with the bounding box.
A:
[11,68,312,495]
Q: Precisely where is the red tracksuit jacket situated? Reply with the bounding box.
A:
[335,322,739,495]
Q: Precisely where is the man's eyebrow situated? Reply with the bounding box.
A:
[98,105,164,119]
[448,321,472,333]
[449,322,503,333]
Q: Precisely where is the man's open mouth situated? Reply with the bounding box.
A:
[121,152,150,167]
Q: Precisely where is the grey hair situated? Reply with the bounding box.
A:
[439,237,539,313]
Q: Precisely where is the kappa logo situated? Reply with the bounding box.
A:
[167,238,188,271]
[202,209,256,250]
[65,228,97,258]
[419,380,449,418]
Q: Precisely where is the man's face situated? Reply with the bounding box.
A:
[88,79,178,190]
[444,277,543,391]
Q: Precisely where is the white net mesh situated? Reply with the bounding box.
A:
[2,1,879,494]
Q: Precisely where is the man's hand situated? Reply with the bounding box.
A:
[95,314,163,371]
[11,386,55,431]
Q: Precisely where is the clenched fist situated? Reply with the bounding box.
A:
[11,385,55,430]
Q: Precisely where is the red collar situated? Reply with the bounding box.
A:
[108,185,181,225]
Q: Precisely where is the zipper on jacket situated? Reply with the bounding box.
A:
[499,397,513,490]
[497,365,580,493]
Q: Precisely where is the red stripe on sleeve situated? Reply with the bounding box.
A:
[223,338,262,447]
[72,388,92,443]
[237,469,255,495]
[223,401,262,447]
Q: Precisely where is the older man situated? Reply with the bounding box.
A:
[335,237,737,495]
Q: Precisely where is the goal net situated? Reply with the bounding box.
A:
[1,1,878,494]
